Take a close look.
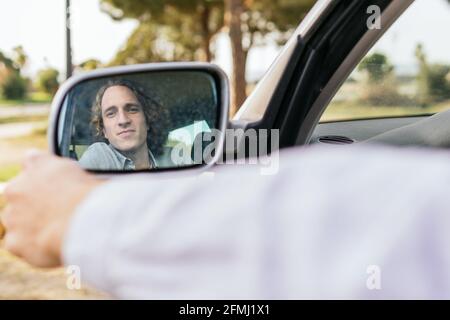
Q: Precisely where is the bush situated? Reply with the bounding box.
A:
[36,68,59,95]
[427,64,450,102]
[358,53,394,83]
[1,72,28,100]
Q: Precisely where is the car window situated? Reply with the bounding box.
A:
[320,0,450,122]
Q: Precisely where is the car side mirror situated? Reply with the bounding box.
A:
[48,63,229,173]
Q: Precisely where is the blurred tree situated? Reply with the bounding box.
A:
[36,68,60,95]
[0,50,15,70]
[2,71,28,100]
[78,59,103,71]
[427,64,450,102]
[0,51,15,88]
[102,0,223,62]
[415,43,431,107]
[358,52,394,83]
[357,52,408,106]
[415,44,450,106]
[0,49,28,100]
[110,17,206,64]
[12,46,28,70]
[101,0,315,114]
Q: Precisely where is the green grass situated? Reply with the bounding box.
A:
[0,92,52,106]
[0,164,21,183]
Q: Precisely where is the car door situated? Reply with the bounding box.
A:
[233,0,450,151]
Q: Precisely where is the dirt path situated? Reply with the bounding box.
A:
[0,104,50,118]
[0,247,107,299]
[0,128,47,164]
[0,122,47,140]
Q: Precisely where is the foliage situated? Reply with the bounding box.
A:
[358,53,394,83]
[101,0,315,59]
[78,59,103,71]
[102,0,224,63]
[36,67,59,95]
[0,48,29,100]
[427,64,450,102]
[12,46,28,70]
[0,50,15,70]
[415,44,450,106]
[110,21,201,64]
[100,0,316,112]
[1,71,28,100]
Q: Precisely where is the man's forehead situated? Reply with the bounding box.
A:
[101,85,140,108]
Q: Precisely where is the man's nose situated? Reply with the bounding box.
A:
[117,110,131,126]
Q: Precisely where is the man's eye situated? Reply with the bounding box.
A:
[129,107,140,113]
[105,111,116,118]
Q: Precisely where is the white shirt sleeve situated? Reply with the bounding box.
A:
[62,145,450,299]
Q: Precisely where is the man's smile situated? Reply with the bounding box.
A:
[117,129,136,137]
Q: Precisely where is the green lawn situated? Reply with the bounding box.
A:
[0,92,52,106]
[0,164,21,183]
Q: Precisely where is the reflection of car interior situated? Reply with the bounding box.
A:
[69,119,211,164]
[68,116,214,167]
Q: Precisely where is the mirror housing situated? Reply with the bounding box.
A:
[48,62,229,174]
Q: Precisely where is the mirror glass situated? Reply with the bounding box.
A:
[56,71,221,172]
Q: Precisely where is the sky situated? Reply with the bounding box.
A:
[371,0,450,73]
[0,0,449,80]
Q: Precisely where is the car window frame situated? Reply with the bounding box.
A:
[234,0,414,151]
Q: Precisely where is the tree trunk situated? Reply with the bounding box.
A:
[225,0,247,116]
[198,4,212,62]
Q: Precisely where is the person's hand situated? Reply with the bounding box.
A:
[2,151,105,268]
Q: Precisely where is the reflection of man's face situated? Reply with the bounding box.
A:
[101,85,148,153]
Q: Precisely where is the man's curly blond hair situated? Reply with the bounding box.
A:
[91,79,170,156]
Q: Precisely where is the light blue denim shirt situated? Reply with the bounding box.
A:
[79,142,157,171]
